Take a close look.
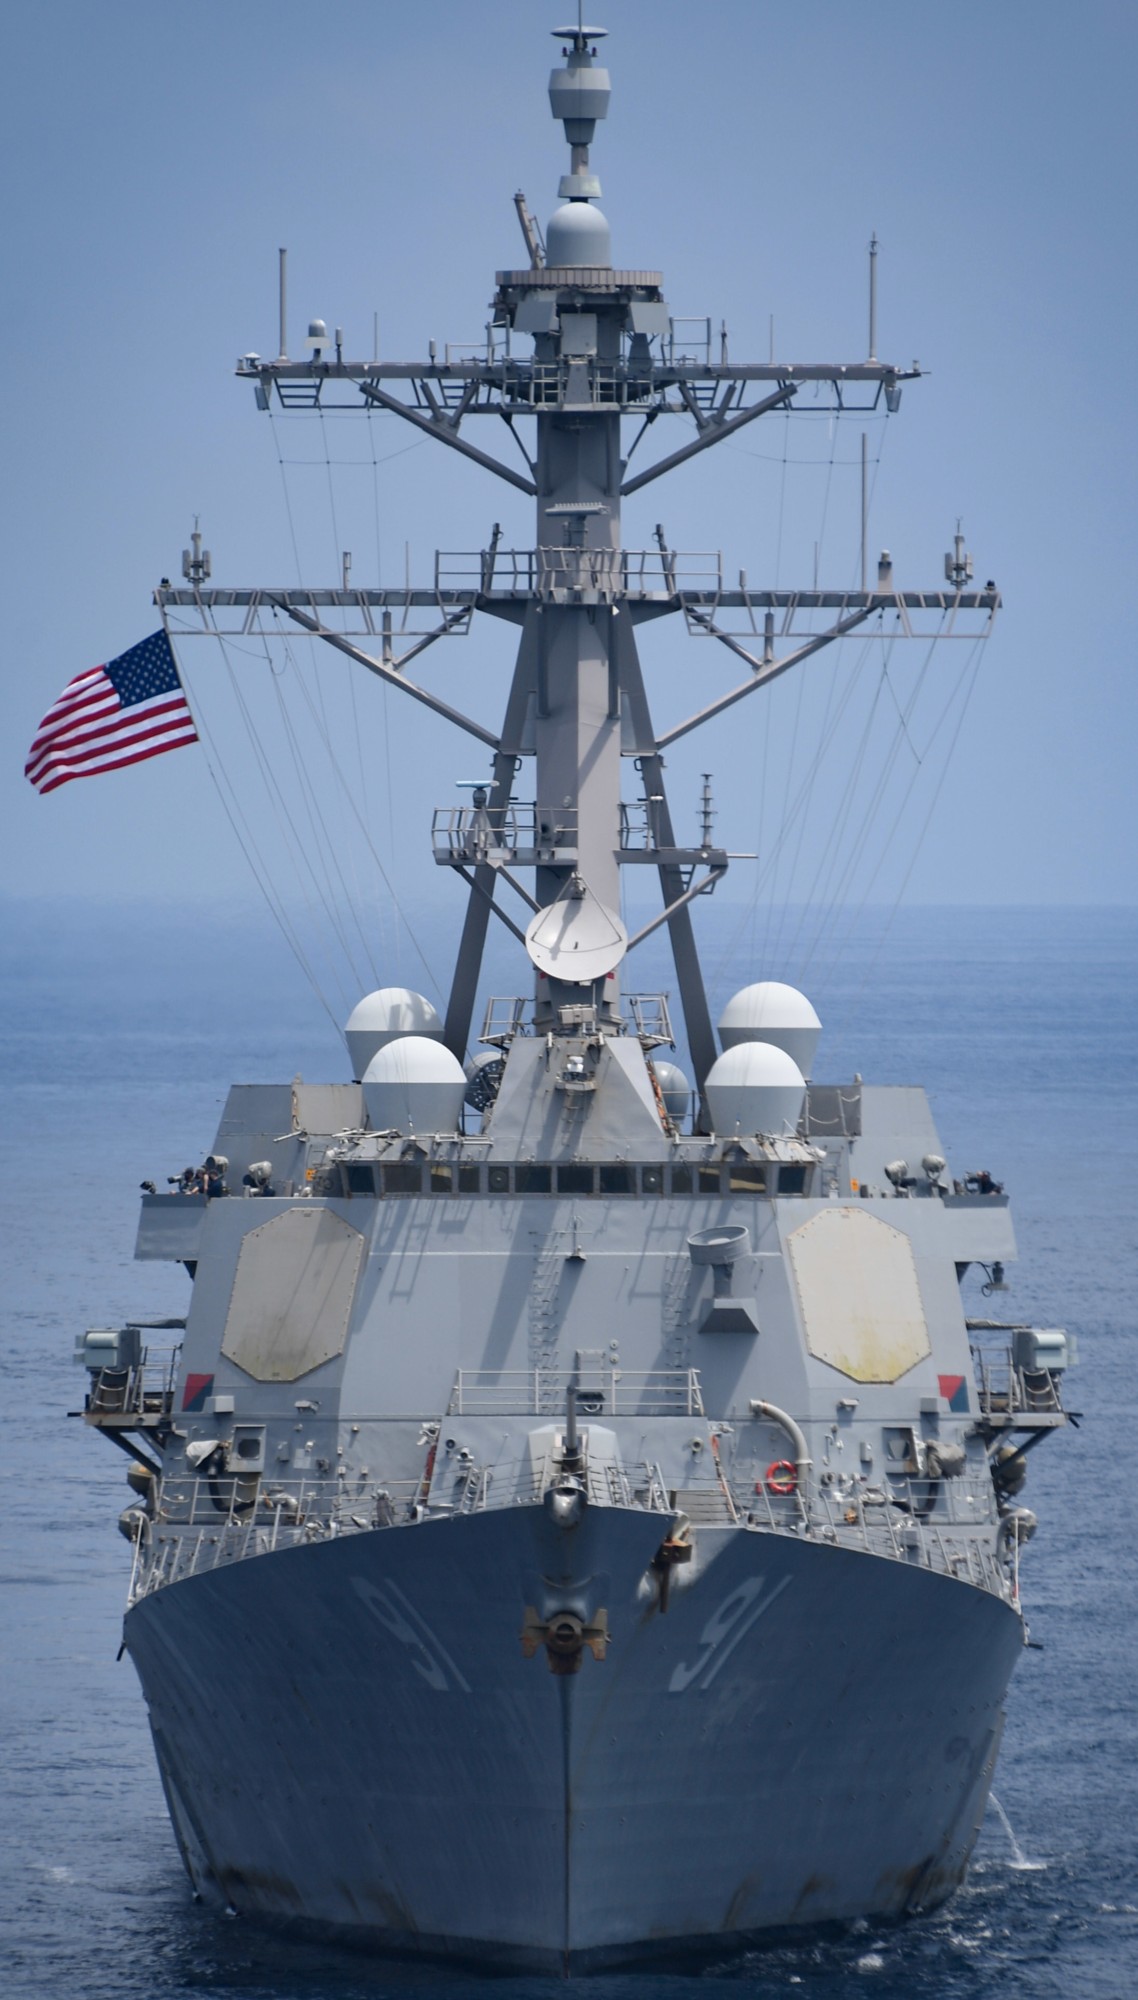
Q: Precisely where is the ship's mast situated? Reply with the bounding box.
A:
[158,14,998,1099]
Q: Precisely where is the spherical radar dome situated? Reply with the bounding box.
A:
[362,1036,466,1135]
[718,981,821,1077]
[545,201,612,268]
[344,988,442,1079]
[704,1041,807,1140]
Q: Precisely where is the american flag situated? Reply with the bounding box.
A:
[25,631,198,795]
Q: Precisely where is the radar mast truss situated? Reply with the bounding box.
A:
[157,17,999,1094]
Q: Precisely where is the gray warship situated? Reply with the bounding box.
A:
[74,12,1074,1971]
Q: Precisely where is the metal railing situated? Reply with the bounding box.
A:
[446,1367,705,1417]
[86,1350,181,1420]
[969,1339,1065,1419]
[431,801,578,865]
[129,1455,673,1604]
[434,547,722,599]
[130,1450,1013,1610]
[731,1472,1007,1597]
[502,359,661,409]
[432,795,704,867]
[480,995,531,1045]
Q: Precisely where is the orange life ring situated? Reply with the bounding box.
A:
[765,1459,798,1496]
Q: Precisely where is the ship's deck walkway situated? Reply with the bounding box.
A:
[128,1457,1011,1611]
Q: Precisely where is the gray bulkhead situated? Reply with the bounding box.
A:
[140,1059,1013,1505]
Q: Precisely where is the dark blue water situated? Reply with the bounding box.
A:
[3,900,1135,1999]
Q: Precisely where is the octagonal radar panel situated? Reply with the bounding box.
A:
[525,879,627,986]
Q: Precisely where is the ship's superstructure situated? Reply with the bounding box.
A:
[73,15,1074,1971]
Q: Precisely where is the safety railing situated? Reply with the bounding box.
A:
[731,1469,1008,1597]
[501,359,661,409]
[129,1451,1010,1608]
[446,1367,705,1417]
[431,801,578,865]
[969,1338,1065,1419]
[434,547,722,600]
[129,1455,673,1604]
[85,1350,181,1421]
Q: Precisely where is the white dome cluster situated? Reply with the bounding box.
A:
[344,988,442,1080]
[704,981,821,1138]
[362,1036,466,1135]
[717,981,821,1075]
[704,1041,806,1139]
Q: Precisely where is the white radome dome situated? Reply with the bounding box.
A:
[345,988,442,1079]
[705,1041,807,1139]
[362,1036,466,1135]
[545,201,612,268]
[717,980,821,1077]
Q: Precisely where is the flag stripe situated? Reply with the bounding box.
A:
[26,682,119,754]
[25,633,197,796]
[28,717,199,789]
[37,667,107,714]
[25,694,193,778]
[34,709,198,771]
[38,728,200,794]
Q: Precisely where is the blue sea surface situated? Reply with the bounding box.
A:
[1,900,1135,1999]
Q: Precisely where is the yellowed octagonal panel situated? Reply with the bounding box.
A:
[787,1206,930,1383]
[221,1207,365,1382]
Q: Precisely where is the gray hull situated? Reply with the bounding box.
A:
[126,1509,1022,1970]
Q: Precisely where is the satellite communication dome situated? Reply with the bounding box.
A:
[650,1059,691,1122]
[704,1042,807,1139]
[717,981,821,1077]
[362,1037,466,1135]
[345,988,442,1079]
[545,202,612,268]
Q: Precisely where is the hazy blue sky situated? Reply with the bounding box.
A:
[5,0,1136,959]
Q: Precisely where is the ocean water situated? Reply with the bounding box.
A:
[2,899,1135,2000]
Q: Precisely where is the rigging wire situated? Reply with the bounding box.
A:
[761,621,808,968]
[267,408,306,586]
[368,407,403,980]
[314,405,378,962]
[793,632,927,975]
[266,615,444,1006]
[820,633,987,1034]
[167,630,348,1044]
[208,620,361,1017]
[773,408,790,589]
[767,633,844,968]
[710,630,876,988]
[719,411,890,980]
[262,629,382,990]
[263,405,440,999]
